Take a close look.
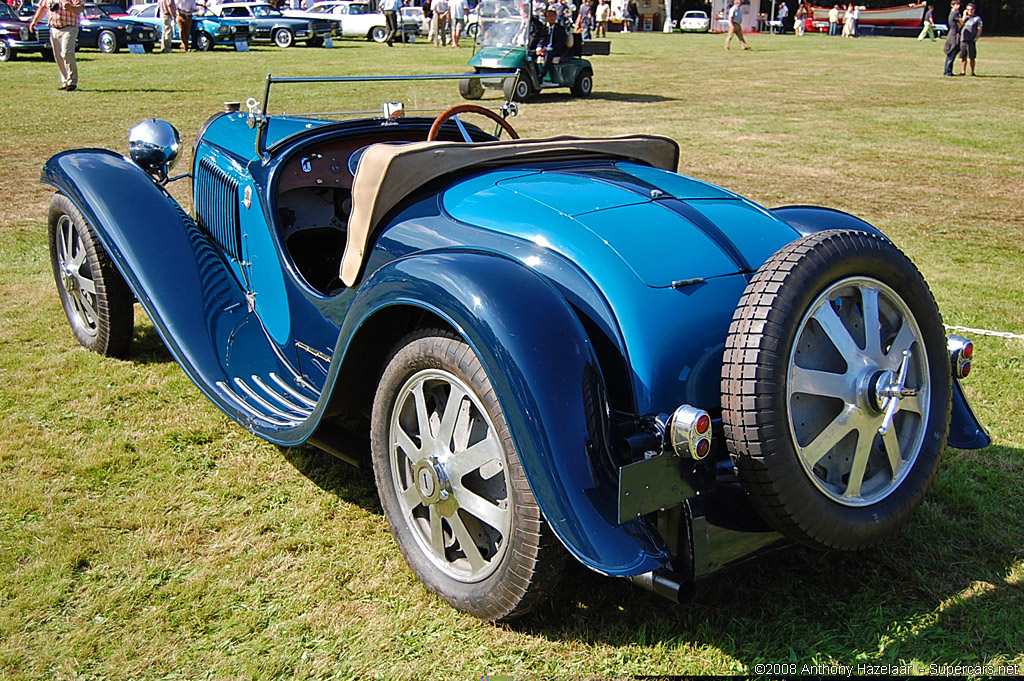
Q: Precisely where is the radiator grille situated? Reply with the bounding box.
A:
[195,157,243,261]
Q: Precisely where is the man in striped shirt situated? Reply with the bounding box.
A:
[29,0,83,91]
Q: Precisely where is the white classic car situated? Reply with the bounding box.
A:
[288,1,418,42]
[678,10,710,32]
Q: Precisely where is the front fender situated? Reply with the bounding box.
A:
[337,251,667,575]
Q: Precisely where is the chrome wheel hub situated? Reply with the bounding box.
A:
[389,369,511,582]
[55,216,99,336]
[787,277,930,506]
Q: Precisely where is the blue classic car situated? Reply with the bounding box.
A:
[211,2,335,48]
[128,3,255,51]
[63,4,159,53]
[41,74,989,621]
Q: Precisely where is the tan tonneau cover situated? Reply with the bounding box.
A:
[341,134,680,286]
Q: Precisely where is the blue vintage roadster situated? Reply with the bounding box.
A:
[42,74,989,622]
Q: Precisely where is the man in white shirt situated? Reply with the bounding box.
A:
[725,0,750,50]
[175,0,197,51]
[449,0,468,47]
[381,0,401,46]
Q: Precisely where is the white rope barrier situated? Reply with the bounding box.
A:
[945,325,1024,341]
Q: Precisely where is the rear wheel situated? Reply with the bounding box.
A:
[371,329,565,621]
[48,193,134,357]
[571,69,593,97]
[370,25,387,42]
[722,229,951,550]
[503,76,532,102]
[273,27,294,48]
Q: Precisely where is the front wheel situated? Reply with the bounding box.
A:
[458,76,484,100]
[371,329,565,621]
[98,29,118,53]
[195,31,214,51]
[571,69,593,97]
[0,42,14,62]
[48,193,134,357]
[370,25,387,42]
[722,229,951,551]
[273,27,294,48]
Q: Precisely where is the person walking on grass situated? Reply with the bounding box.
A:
[29,0,82,91]
[942,0,961,76]
[725,0,750,50]
[158,0,177,52]
[794,2,806,36]
[381,0,400,46]
[174,0,196,52]
[959,2,982,76]
[917,4,935,41]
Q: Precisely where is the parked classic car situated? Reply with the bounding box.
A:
[465,0,597,101]
[296,1,418,42]
[0,2,50,62]
[42,73,990,622]
[211,2,334,47]
[678,10,710,32]
[128,3,254,51]
[49,4,159,53]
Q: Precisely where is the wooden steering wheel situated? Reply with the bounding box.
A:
[427,104,520,142]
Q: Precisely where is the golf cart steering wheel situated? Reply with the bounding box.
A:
[427,104,520,142]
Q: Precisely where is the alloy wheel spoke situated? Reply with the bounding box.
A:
[449,512,486,573]
[436,385,468,452]
[843,426,877,498]
[79,293,99,327]
[801,409,857,467]
[860,285,883,359]
[395,426,425,464]
[446,435,502,481]
[881,425,904,477]
[899,393,924,415]
[401,479,422,509]
[412,382,432,441]
[452,486,505,532]
[790,364,854,400]
[886,322,918,369]
[76,275,96,296]
[813,301,865,361]
[428,505,445,560]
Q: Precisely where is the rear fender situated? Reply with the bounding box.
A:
[770,205,887,240]
[338,251,667,575]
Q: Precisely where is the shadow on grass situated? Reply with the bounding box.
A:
[280,441,382,514]
[126,323,175,364]
[535,91,678,103]
[510,444,1024,668]
[80,87,193,93]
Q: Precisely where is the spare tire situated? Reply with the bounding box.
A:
[721,229,951,550]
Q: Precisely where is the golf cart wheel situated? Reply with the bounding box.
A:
[503,76,531,103]
[459,76,484,100]
[48,193,134,357]
[722,229,951,550]
[371,329,565,621]
[571,69,593,97]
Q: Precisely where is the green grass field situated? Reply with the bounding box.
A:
[1,30,1023,679]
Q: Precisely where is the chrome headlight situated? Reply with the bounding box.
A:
[125,24,134,34]
[128,118,181,182]
[218,25,230,34]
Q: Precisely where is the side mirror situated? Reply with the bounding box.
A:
[128,119,181,183]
